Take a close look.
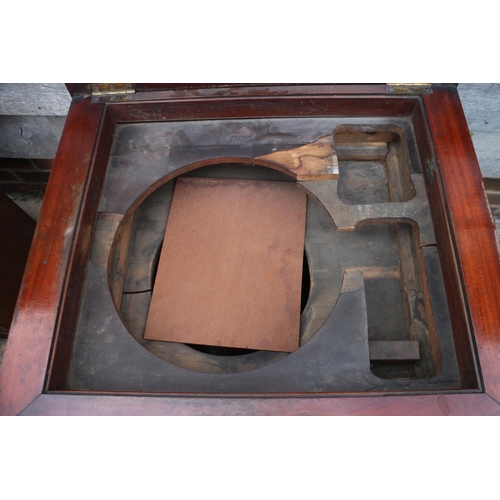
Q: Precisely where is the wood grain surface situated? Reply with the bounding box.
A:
[20,392,500,416]
[144,177,307,352]
[0,97,105,416]
[108,96,418,124]
[256,135,339,180]
[424,87,500,404]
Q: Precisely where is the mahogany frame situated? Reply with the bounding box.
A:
[1,84,499,415]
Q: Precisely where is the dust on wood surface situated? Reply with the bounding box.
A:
[143,177,307,352]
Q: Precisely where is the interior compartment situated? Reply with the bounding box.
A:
[45,116,477,394]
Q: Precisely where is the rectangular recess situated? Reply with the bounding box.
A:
[143,177,307,352]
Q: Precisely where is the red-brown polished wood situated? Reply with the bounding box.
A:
[20,392,500,416]
[144,177,307,352]
[0,97,105,416]
[107,96,417,123]
[424,87,500,404]
[46,107,117,390]
[412,101,478,389]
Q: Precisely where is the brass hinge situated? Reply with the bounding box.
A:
[386,83,433,95]
[89,83,135,102]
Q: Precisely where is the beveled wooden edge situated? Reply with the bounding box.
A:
[423,86,500,405]
[411,100,479,389]
[0,97,106,416]
[20,392,500,416]
[46,107,118,391]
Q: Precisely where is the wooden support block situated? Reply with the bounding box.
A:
[143,177,307,352]
[369,341,420,362]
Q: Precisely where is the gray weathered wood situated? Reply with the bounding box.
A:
[458,84,500,131]
[0,115,66,158]
[369,341,420,361]
[463,131,500,179]
[0,83,71,116]
[458,83,500,178]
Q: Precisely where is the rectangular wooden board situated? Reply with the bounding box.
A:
[143,176,307,352]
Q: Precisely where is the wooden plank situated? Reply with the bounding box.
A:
[108,97,418,123]
[46,108,117,391]
[0,97,105,416]
[144,177,307,352]
[424,86,500,402]
[20,392,500,416]
[425,166,479,388]
[369,341,420,362]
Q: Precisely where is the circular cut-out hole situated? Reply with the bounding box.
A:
[108,162,340,374]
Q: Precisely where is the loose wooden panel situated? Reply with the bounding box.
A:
[144,177,307,352]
